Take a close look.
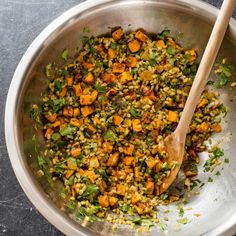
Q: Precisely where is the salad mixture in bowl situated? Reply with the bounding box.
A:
[31,27,229,230]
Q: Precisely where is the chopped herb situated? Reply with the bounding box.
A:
[59,126,77,138]
[61,49,69,60]
[178,206,184,217]
[48,98,65,112]
[51,132,61,141]
[77,207,89,217]
[119,204,130,212]
[66,200,76,210]
[37,155,46,166]
[103,129,117,142]
[224,158,229,163]
[167,46,176,55]
[110,42,118,49]
[82,36,89,44]
[207,80,215,85]
[83,26,90,33]
[177,217,188,224]
[130,107,139,117]
[44,63,52,77]
[157,29,170,40]
[149,58,157,67]
[208,177,213,182]
[94,83,106,93]
[30,104,41,124]
[82,184,100,201]
[60,69,69,77]
[216,171,221,176]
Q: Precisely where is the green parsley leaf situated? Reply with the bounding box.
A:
[94,83,106,93]
[208,177,213,182]
[177,217,188,224]
[130,107,139,117]
[44,63,53,78]
[110,42,118,49]
[83,26,90,33]
[207,80,215,85]
[37,155,46,166]
[224,158,229,163]
[157,29,170,40]
[167,46,176,55]
[61,49,69,60]
[59,126,77,137]
[66,200,76,210]
[103,129,117,142]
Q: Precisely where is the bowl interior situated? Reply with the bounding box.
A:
[13,0,236,235]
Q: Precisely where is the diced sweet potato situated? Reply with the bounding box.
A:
[45,113,57,123]
[135,30,149,42]
[71,147,81,157]
[80,90,98,105]
[51,120,61,128]
[84,72,94,84]
[45,127,53,139]
[185,49,197,63]
[126,56,138,67]
[63,106,74,117]
[123,156,134,166]
[83,62,93,70]
[153,118,162,129]
[73,108,80,117]
[66,77,73,86]
[211,123,222,133]
[140,70,153,81]
[98,194,109,208]
[197,122,209,133]
[59,87,67,97]
[109,196,118,206]
[197,98,208,108]
[131,192,142,204]
[112,28,123,41]
[73,84,83,96]
[89,157,100,168]
[146,181,154,195]
[108,48,116,59]
[81,106,95,117]
[102,72,116,83]
[65,170,74,179]
[146,158,158,169]
[124,144,134,155]
[85,170,97,183]
[93,116,101,125]
[100,180,107,194]
[113,63,126,73]
[116,184,126,196]
[168,110,178,122]
[132,119,142,132]
[113,115,123,126]
[70,118,84,127]
[128,39,141,53]
[119,71,133,84]
[107,152,119,166]
[156,40,167,48]
[135,202,152,215]
[103,142,113,153]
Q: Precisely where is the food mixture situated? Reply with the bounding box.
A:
[31,27,227,229]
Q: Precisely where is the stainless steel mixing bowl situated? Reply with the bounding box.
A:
[5,0,236,235]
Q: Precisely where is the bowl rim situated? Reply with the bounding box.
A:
[4,0,236,235]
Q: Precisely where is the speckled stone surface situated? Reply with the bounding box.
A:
[0,0,235,235]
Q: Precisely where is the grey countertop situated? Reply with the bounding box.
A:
[0,0,235,235]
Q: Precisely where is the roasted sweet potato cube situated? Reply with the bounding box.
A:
[112,28,123,41]
[128,39,141,53]
[135,30,149,42]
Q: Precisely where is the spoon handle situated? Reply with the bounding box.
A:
[176,0,236,137]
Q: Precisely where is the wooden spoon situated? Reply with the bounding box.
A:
[159,0,236,194]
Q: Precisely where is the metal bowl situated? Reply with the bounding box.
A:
[5,0,236,235]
